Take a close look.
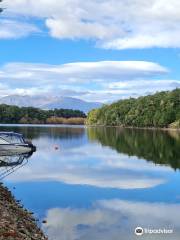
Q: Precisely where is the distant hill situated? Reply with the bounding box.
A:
[0,95,102,113]
[86,89,180,128]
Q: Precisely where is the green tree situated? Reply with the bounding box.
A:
[86,89,180,128]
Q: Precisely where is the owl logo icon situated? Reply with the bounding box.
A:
[135,227,144,236]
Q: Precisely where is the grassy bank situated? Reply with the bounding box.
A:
[18,117,86,125]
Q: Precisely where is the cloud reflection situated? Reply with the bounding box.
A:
[43,199,180,240]
[5,139,170,189]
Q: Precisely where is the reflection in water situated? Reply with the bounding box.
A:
[43,199,180,240]
[0,126,179,240]
[0,125,85,140]
[4,141,167,189]
[0,151,33,180]
[88,127,180,170]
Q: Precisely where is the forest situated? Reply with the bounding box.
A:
[86,89,180,128]
[0,104,86,124]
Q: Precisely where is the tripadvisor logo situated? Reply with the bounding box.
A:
[134,226,173,236]
[135,227,144,236]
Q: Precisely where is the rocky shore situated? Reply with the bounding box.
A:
[0,183,47,240]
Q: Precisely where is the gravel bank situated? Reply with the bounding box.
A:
[0,183,47,240]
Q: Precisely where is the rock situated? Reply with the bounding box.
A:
[0,182,47,239]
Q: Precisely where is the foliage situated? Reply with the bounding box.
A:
[46,117,85,125]
[0,104,86,124]
[86,89,180,128]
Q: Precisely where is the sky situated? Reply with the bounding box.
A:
[0,0,180,102]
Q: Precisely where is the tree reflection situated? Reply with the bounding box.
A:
[0,126,85,140]
[87,127,180,170]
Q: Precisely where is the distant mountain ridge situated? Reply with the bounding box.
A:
[0,95,102,113]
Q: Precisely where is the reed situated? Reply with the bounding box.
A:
[46,117,86,125]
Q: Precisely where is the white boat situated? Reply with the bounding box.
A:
[0,132,36,154]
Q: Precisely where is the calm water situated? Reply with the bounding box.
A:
[0,125,180,240]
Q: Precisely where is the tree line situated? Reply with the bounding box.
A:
[86,88,180,128]
[0,104,86,124]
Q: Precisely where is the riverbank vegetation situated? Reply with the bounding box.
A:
[86,89,180,128]
[0,104,86,124]
[46,117,85,125]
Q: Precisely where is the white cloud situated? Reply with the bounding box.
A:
[2,0,180,49]
[103,30,180,50]
[43,200,180,240]
[0,19,39,39]
[98,79,180,101]
[46,18,118,40]
[0,60,176,102]
[82,80,180,102]
[0,61,167,81]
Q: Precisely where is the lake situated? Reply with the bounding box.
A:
[0,125,180,240]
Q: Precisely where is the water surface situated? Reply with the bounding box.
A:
[0,125,180,240]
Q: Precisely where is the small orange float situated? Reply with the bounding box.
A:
[54,145,59,150]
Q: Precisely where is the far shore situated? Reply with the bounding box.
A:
[0,123,85,126]
[0,117,86,126]
[85,125,180,131]
[0,123,179,131]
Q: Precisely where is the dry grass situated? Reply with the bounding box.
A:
[46,117,86,125]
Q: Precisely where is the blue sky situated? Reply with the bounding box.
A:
[0,0,180,102]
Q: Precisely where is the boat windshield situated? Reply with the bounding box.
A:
[0,134,25,144]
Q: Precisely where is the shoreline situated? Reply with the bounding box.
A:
[85,125,180,131]
[0,123,179,131]
[0,123,86,126]
[0,183,47,240]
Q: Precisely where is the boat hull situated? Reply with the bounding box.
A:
[0,144,34,155]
